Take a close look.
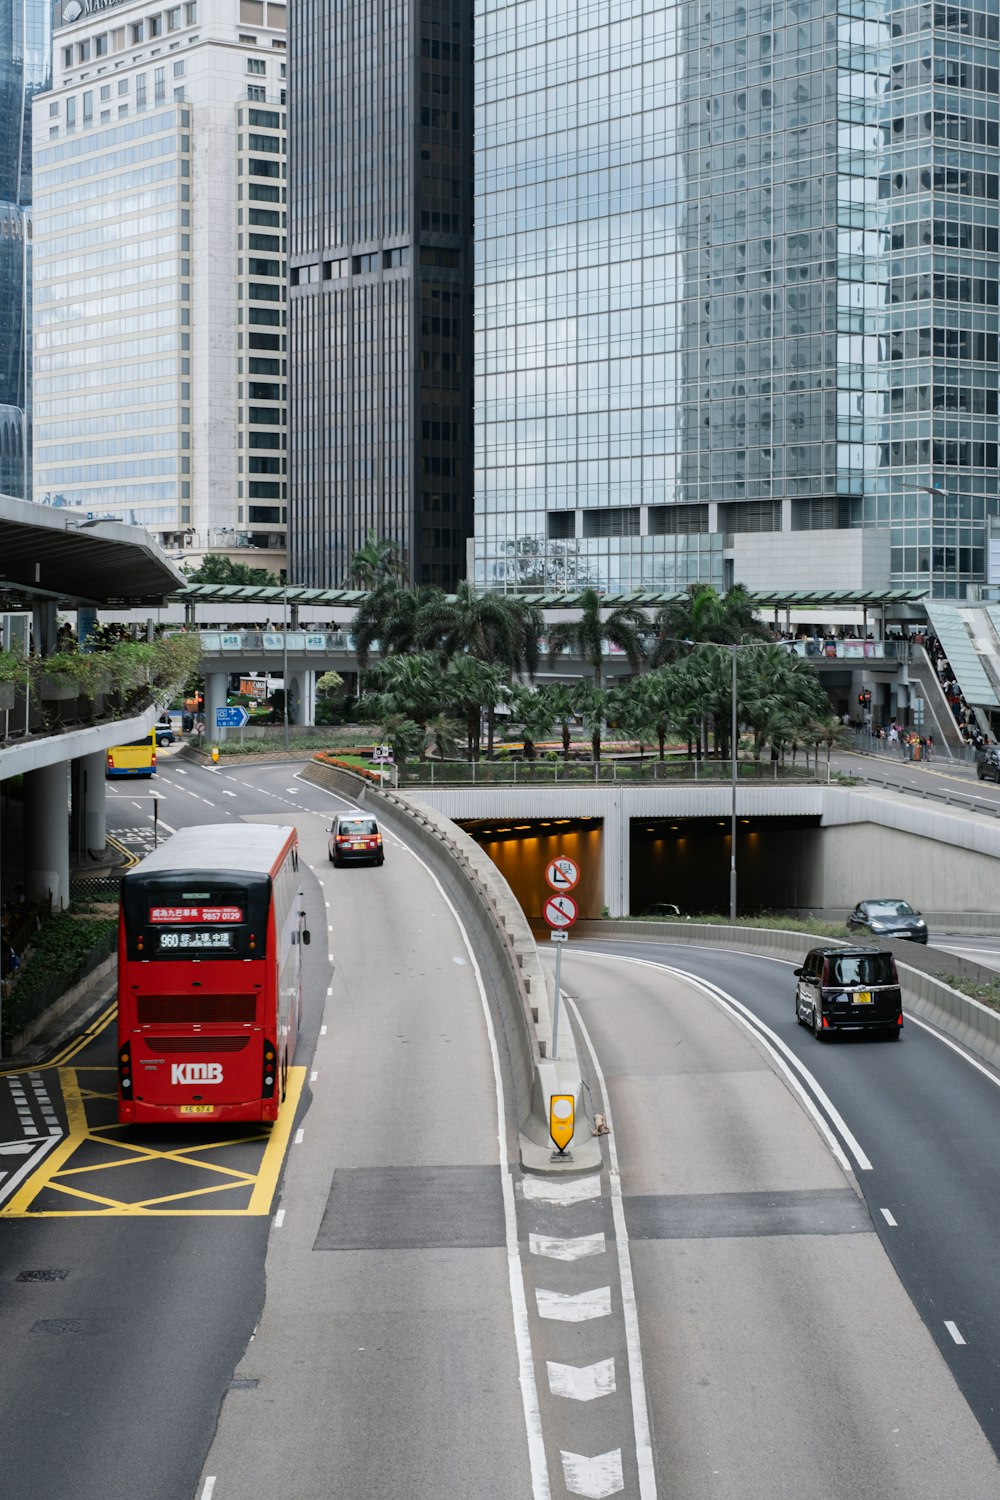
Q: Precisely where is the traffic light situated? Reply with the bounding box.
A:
[857,688,871,706]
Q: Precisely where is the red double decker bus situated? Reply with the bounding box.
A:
[117,824,310,1124]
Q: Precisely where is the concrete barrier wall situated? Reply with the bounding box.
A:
[302,760,600,1167]
[571,919,1000,1071]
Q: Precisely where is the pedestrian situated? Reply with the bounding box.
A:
[925,734,933,761]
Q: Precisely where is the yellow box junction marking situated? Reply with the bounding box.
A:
[1,1066,305,1217]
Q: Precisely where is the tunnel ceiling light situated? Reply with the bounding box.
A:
[514,825,531,830]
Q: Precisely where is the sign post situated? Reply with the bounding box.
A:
[542,889,578,1059]
[371,743,393,788]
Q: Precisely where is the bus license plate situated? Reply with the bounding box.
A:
[853,991,873,1005]
[180,1105,216,1115]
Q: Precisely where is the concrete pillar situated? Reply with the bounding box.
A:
[32,601,58,657]
[602,787,627,917]
[292,670,316,727]
[204,670,229,742]
[70,751,107,860]
[23,762,70,910]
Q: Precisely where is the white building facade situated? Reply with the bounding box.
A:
[31,0,288,571]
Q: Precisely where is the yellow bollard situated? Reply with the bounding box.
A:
[211,745,219,764]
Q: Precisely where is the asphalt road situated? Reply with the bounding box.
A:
[561,938,1000,1493]
[5,753,1000,1497]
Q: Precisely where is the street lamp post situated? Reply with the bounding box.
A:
[282,583,289,752]
[730,642,738,923]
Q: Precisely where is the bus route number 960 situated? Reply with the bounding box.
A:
[157,930,234,951]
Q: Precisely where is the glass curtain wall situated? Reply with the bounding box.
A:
[0,0,50,498]
[876,0,1000,597]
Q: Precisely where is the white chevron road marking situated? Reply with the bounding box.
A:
[535,1286,611,1321]
[529,1231,606,1261]
[560,1449,624,1498]
[547,1358,616,1402]
[522,1172,601,1205]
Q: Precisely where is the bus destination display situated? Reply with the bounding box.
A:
[157,929,236,952]
[149,905,244,924]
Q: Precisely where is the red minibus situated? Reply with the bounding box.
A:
[117,823,310,1124]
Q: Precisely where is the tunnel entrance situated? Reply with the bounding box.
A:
[457,818,604,919]
[630,815,823,917]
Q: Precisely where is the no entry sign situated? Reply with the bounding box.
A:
[543,893,578,930]
[545,857,580,892]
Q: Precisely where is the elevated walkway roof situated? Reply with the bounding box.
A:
[0,494,185,609]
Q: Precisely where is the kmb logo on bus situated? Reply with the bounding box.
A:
[171,1063,224,1085]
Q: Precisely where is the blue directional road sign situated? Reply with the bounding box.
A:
[215,705,249,728]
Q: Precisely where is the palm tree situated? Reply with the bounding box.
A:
[351,583,441,670]
[442,654,510,760]
[538,682,577,761]
[648,583,772,668]
[572,680,611,762]
[623,669,683,760]
[357,651,443,729]
[546,586,647,686]
[346,530,408,589]
[511,684,557,761]
[416,582,543,754]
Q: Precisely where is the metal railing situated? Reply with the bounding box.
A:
[395,758,831,786]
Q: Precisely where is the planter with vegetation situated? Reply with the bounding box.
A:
[3,905,118,1047]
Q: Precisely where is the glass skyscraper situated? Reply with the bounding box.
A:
[0,0,50,498]
[288,0,474,589]
[474,0,1000,600]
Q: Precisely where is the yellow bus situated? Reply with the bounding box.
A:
[106,728,157,779]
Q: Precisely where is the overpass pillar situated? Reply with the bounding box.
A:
[602,787,628,917]
[204,671,229,741]
[23,762,70,910]
[292,670,316,727]
[69,751,107,860]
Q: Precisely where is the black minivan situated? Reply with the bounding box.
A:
[794,946,903,1041]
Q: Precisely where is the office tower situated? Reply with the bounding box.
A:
[31,0,288,570]
[288,0,474,589]
[474,0,999,600]
[877,0,1000,597]
[0,0,50,498]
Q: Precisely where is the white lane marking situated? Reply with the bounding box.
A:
[0,1141,36,1156]
[294,1128,304,1145]
[174,767,188,775]
[547,1359,616,1402]
[567,994,658,1500]
[310,1071,318,1082]
[286,787,299,794]
[202,801,216,809]
[945,1321,967,1345]
[590,954,865,1173]
[905,1011,1000,1090]
[131,800,143,809]
[222,790,237,798]
[880,1208,897,1227]
[535,1287,611,1322]
[452,955,467,966]
[522,1173,602,1205]
[530,1232,606,1261]
[200,1480,216,1500]
[274,1208,285,1229]
[320,1024,327,1035]
[560,1449,624,1499]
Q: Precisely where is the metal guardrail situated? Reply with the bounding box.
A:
[396,758,831,786]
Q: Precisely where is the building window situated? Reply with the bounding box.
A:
[77,39,91,62]
[247,57,266,74]
[173,59,184,76]
[167,6,181,28]
[149,13,163,36]
[247,84,266,100]
[62,46,72,68]
[66,96,77,129]
[136,73,147,108]
[185,1,197,22]
[130,21,144,43]
[154,66,166,100]
[48,100,59,116]
[118,76,129,94]
[95,33,108,56]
